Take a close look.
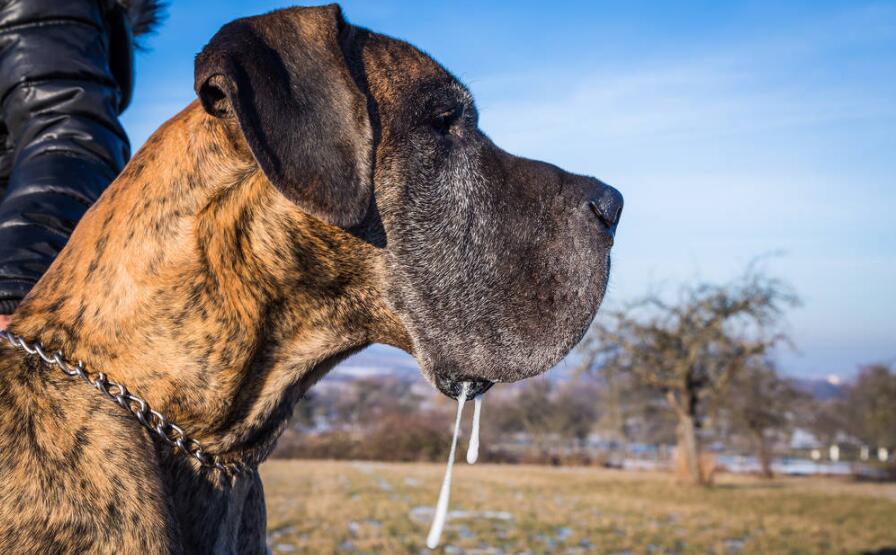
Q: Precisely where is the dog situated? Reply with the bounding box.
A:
[0,4,622,553]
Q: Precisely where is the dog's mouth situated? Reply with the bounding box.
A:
[435,375,494,400]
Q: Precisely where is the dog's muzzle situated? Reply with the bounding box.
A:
[435,375,494,400]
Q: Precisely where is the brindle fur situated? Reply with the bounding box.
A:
[0,4,619,553]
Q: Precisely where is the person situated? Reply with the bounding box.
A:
[0,0,162,330]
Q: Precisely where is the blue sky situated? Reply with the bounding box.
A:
[121,1,895,379]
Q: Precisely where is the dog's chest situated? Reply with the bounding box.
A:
[165,463,268,554]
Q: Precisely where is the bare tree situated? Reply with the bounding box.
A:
[721,359,805,478]
[844,363,896,451]
[333,376,421,430]
[592,364,676,450]
[800,397,848,449]
[552,381,601,449]
[578,268,798,485]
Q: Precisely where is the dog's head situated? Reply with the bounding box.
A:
[195,4,622,399]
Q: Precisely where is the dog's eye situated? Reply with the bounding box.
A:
[430,107,462,135]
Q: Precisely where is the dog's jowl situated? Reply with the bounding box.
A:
[0,4,622,553]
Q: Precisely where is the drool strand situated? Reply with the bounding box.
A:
[466,394,483,464]
[425,382,470,550]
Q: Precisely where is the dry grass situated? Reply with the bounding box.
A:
[260,460,896,554]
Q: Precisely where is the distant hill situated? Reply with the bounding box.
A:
[331,345,851,403]
[328,344,421,382]
[329,343,581,384]
[791,377,847,400]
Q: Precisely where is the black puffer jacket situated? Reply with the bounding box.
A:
[0,0,163,315]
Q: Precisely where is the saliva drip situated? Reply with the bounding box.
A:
[426,382,469,549]
[466,395,483,464]
[426,383,487,549]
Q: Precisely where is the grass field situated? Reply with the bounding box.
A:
[260,460,896,554]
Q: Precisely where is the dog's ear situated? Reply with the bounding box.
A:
[194,5,371,228]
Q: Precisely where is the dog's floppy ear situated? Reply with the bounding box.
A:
[194,5,371,228]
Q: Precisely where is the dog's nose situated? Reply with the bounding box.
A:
[588,185,624,235]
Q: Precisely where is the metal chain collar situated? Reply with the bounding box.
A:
[0,330,246,476]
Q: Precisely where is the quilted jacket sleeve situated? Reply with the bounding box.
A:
[0,0,134,315]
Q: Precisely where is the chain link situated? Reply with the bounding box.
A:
[0,329,245,476]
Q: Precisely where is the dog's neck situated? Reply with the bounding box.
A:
[11,101,408,467]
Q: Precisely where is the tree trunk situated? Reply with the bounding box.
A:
[753,429,773,479]
[678,414,704,485]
